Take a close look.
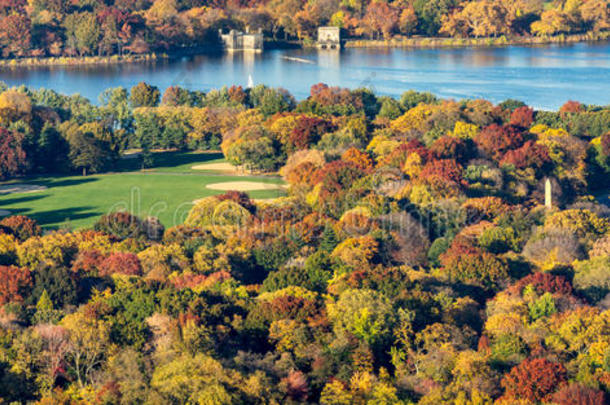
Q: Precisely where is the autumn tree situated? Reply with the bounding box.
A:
[0,128,27,180]
[531,9,573,36]
[474,124,525,160]
[551,383,607,405]
[509,106,534,128]
[68,132,111,176]
[150,353,239,404]
[161,86,193,106]
[99,252,143,276]
[440,238,509,289]
[327,288,395,347]
[0,215,42,241]
[0,265,32,305]
[94,212,145,240]
[0,89,32,125]
[0,15,32,57]
[129,82,160,108]
[62,310,111,387]
[63,12,101,56]
[359,1,399,39]
[501,357,567,402]
[441,0,511,38]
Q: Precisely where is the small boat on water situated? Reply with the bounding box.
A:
[281,56,315,64]
[247,74,254,88]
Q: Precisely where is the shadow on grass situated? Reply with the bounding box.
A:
[0,194,47,206]
[35,177,99,189]
[26,206,100,228]
[116,151,224,172]
[0,207,31,216]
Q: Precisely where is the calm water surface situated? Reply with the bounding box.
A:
[0,41,609,110]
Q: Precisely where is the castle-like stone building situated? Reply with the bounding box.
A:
[219,29,264,52]
[317,27,341,49]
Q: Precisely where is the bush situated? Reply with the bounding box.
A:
[0,215,42,241]
[94,212,145,240]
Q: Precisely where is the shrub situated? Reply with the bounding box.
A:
[94,212,145,240]
[0,215,42,241]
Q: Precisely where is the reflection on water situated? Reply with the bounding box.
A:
[0,41,608,109]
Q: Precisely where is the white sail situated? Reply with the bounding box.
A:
[247,74,254,88]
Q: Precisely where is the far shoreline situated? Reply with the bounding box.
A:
[341,31,610,49]
[0,31,608,68]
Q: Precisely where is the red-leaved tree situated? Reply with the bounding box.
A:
[99,252,142,277]
[475,124,525,161]
[0,265,32,305]
[509,106,534,128]
[551,383,607,405]
[501,357,567,402]
[0,128,27,180]
[510,272,573,296]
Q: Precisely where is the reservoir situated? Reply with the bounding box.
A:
[0,41,608,110]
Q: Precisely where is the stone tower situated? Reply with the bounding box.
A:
[545,178,552,209]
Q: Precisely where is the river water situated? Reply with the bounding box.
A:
[0,41,609,110]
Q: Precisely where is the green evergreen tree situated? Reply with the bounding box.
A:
[33,289,60,324]
[320,225,339,252]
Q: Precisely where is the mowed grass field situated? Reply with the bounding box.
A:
[0,151,285,230]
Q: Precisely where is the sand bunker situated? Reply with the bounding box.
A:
[192,162,237,172]
[205,181,283,191]
[0,184,47,195]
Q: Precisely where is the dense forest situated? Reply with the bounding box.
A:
[1,82,610,403]
[0,0,609,59]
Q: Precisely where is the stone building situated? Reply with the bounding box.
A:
[317,26,341,49]
[219,29,264,52]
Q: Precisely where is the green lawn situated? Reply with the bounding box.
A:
[0,152,285,230]
[117,150,228,173]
